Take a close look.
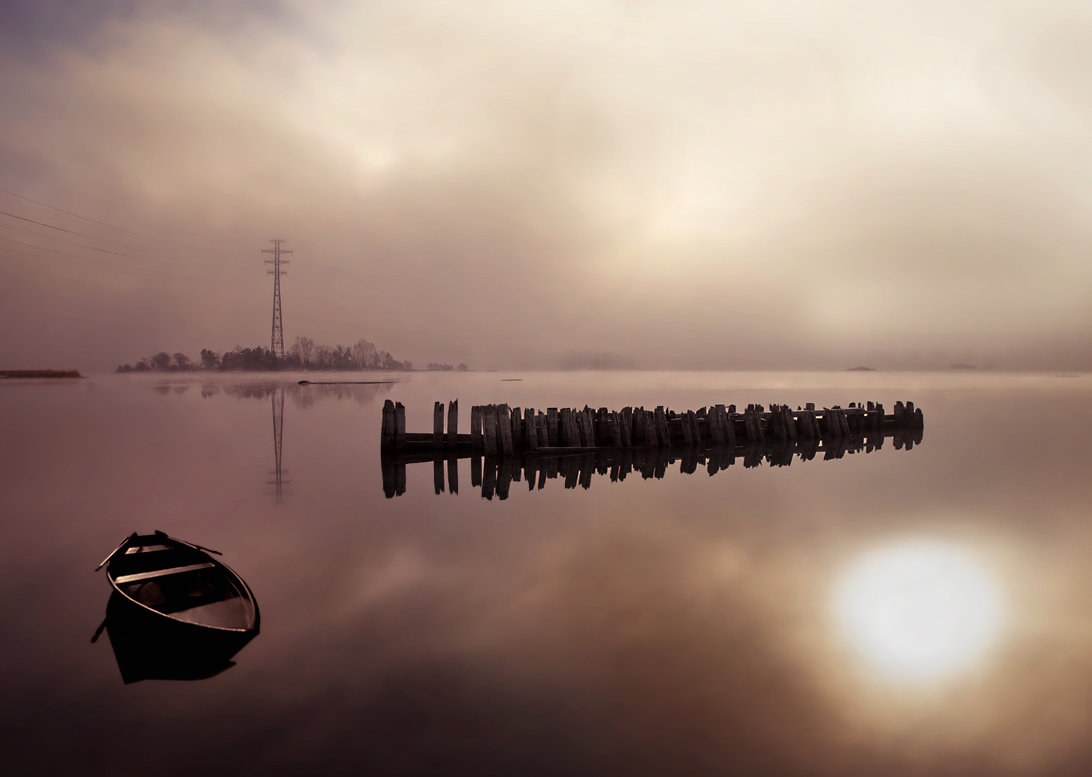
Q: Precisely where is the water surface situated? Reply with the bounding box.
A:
[2,370,1090,776]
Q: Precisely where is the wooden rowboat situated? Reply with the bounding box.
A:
[96,531,260,661]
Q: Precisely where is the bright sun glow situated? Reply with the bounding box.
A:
[832,541,1005,681]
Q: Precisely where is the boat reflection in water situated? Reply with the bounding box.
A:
[93,531,260,684]
[99,592,257,683]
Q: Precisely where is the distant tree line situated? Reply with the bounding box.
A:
[115,337,440,373]
[425,362,470,371]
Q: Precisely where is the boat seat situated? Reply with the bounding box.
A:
[124,544,173,554]
[114,562,215,584]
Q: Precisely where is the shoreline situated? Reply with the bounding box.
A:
[1,370,83,379]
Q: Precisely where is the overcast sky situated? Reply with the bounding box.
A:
[2,0,1090,371]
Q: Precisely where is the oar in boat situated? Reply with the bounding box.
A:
[94,532,137,572]
[90,617,107,644]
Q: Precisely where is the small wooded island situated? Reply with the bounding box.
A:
[115,337,467,373]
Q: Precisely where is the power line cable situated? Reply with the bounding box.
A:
[0,207,168,252]
[0,234,246,282]
[0,209,247,273]
[0,220,159,260]
[0,184,215,251]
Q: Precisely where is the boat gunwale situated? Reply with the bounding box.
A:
[106,532,259,635]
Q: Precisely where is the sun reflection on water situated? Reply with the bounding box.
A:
[831,540,1006,682]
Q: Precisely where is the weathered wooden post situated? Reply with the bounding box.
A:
[845,407,860,435]
[524,408,538,451]
[696,408,709,445]
[559,408,573,446]
[681,411,695,447]
[825,408,843,439]
[710,404,726,445]
[433,401,444,446]
[483,406,498,455]
[510,407,522,451]
[581,408,595,447]
[381,399,396,450]
[781,406,797,442]
[394,402,405,448]
[654,407,669,448]
[497,404,514,455]
[547,408,559,445]
[767,406,784,440]
[609,411,622,447]
[447,400,458,446]
[744,406,761,442]
[634,407,647,446]
[471,405,483,449]
[794,409,811,439]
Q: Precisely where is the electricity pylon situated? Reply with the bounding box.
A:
[261,239,292,358]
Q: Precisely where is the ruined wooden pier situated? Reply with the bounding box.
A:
[380,399,923,458]
[379,399,924,499]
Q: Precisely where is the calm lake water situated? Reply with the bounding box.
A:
[2,370,1091,776]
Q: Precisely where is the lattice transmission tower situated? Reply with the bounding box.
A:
[261,239,292,358]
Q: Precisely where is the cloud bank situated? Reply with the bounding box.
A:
[1,0,1091,370]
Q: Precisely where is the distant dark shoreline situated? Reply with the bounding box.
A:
[1,370,83,379]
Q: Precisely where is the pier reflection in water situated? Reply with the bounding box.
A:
[383,428,924,499]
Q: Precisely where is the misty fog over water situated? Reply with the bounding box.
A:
[2,369,1091,776]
